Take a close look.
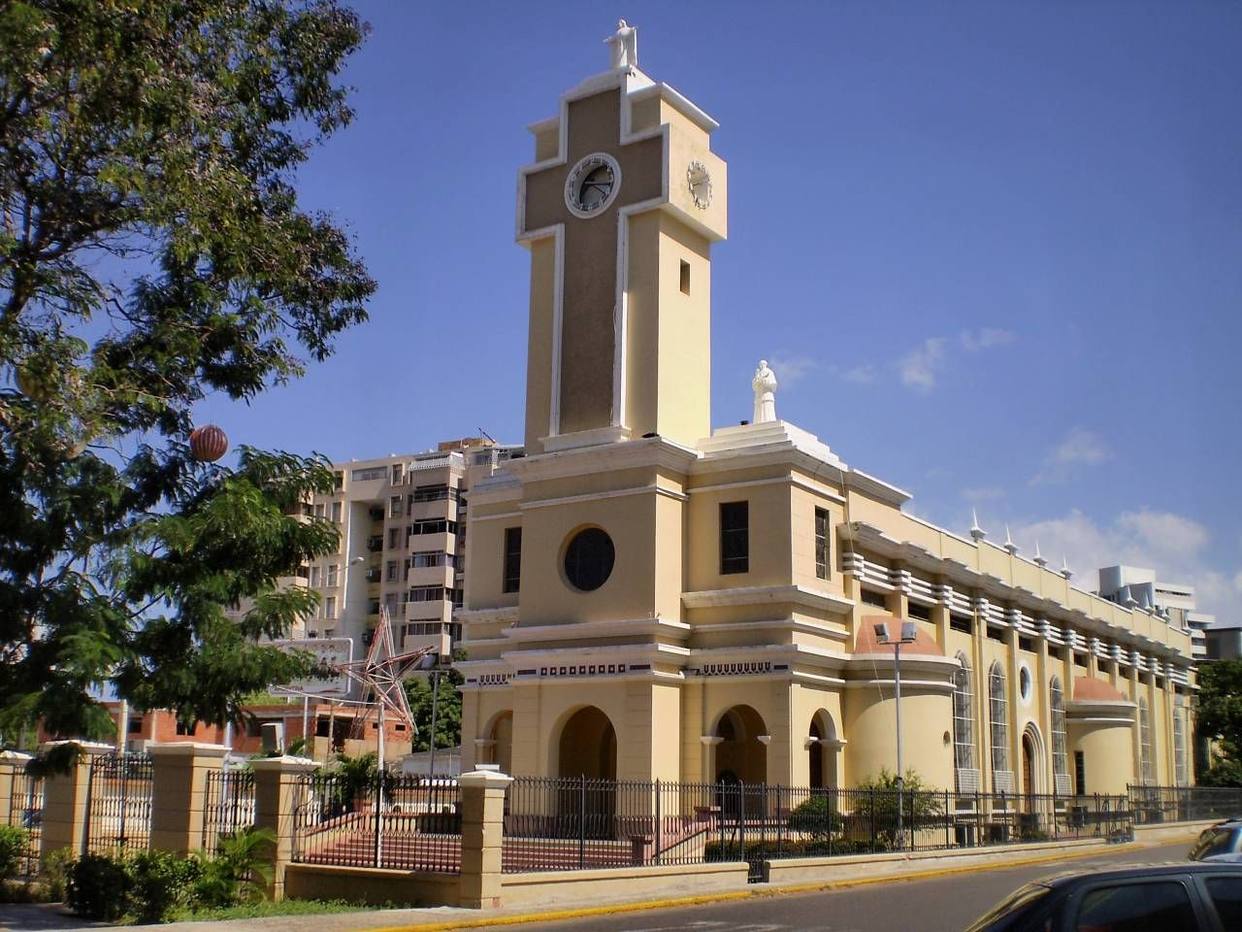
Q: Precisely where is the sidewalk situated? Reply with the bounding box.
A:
[1,829,1201,932]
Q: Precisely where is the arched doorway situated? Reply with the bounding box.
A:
[556,706,617,780]
[482,711,513,774]
[714,705,767,785]
[808,710,839,790]
[1020,723,1047,834]
[1021,732,1035,798]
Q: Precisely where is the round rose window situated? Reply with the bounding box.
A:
[563,528,615,591]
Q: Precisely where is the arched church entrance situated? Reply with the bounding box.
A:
[714,705,768,819]
[483,711,513,774]
[556,706,617,780]
[714,705,767,784]
[1020,724,1047,834]
[809,710,839,790]
[1021,732,1035,798]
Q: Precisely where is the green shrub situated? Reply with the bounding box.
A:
[0,825,29,880]
[129,849,203,923]
[66,853,132,921]
[786,794,844,838]
[40,847,73,901]
[193,827,275,907]
[65,831,278,922]
[703,837,850,862]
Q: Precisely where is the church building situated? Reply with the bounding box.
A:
[457,24,1197,797]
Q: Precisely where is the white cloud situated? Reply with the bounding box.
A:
[835,363,878,385]
[898,337,947,392]
[1011,508,1242,619]
[1031,427,1110,484]
[827,327,1017,393]
[960,328,1017,352]
[766,354,815,389]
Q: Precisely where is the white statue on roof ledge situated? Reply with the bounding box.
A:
[752,359,777,424]
[606,19,638,70]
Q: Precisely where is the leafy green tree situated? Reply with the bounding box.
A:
[850,769,945,849]
[404,664,463,753]
[0,0,375,744]
[1195,660,1242,786]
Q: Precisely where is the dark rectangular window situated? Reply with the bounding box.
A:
[503,527,522,593]
[128,717,143,734]
[1074,750,1086,795]
[950,614,973,635]
[1019,636,1036,653]
[907,602,931,621]
[1074,652,1088,667]
[814,508,830,580]
[719,501,749,574]
[986,626,1007,643]
[175,719,194,736]
[408,586,445,603]
[680,260,691,295]
[861,588,887,608]
[388,527,400,549]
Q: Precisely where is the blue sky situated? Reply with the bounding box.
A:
[197,2,1242,619]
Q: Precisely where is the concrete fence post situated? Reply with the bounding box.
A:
[148,743,230,856]
[0,751,34,826]
[250,755,319,902]
[39,740,113,862]
[458,768,512,909]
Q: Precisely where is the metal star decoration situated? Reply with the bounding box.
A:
[333,606,435,733]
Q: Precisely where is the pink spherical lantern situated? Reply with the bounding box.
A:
[189,424,229,462]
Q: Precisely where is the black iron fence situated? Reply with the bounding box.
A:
[84,753,153,855]
[4,767,44,879]
[503,777,1133,881]
[291,771,461,872]
[1130,784,1242,825]
[201,768,256,851]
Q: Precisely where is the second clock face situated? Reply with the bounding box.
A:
[565,153,621,218]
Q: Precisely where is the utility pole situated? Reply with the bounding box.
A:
[875,619,918,850]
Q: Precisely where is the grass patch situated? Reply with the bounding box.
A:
[168,898,378,921]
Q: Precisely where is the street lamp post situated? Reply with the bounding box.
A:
[875,619,918,850]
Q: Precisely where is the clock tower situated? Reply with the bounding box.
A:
[517,23,727,454]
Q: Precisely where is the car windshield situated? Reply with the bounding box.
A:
[1191,828,1236,859]
[965,882,1053,931]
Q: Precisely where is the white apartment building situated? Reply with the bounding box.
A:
[1098,565,1209,661]
[301,438,521,660]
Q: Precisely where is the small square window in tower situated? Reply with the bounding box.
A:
[719,501,749,575]
[680,260,691,295]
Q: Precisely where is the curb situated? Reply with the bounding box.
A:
[362,834,1192,932]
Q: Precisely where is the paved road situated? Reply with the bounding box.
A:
[520,841,1195,932]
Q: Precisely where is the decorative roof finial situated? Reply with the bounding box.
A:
[605,19,638,70]
[1003,524,1018,556]
[752,359,777,424]
[1060,555,1073,580]
[1033,540,1047,567]
[969,509,986,542]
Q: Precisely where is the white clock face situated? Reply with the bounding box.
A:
[687,161,712,209]
[565,153,622,218]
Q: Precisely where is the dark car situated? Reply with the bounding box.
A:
[1190,823,1242,863]
[964,862,1242,931]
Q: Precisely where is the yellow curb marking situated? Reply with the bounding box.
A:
[361,834,1195,932]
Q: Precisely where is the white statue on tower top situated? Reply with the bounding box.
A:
[606,19,638,71]
[752,359,778,424]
